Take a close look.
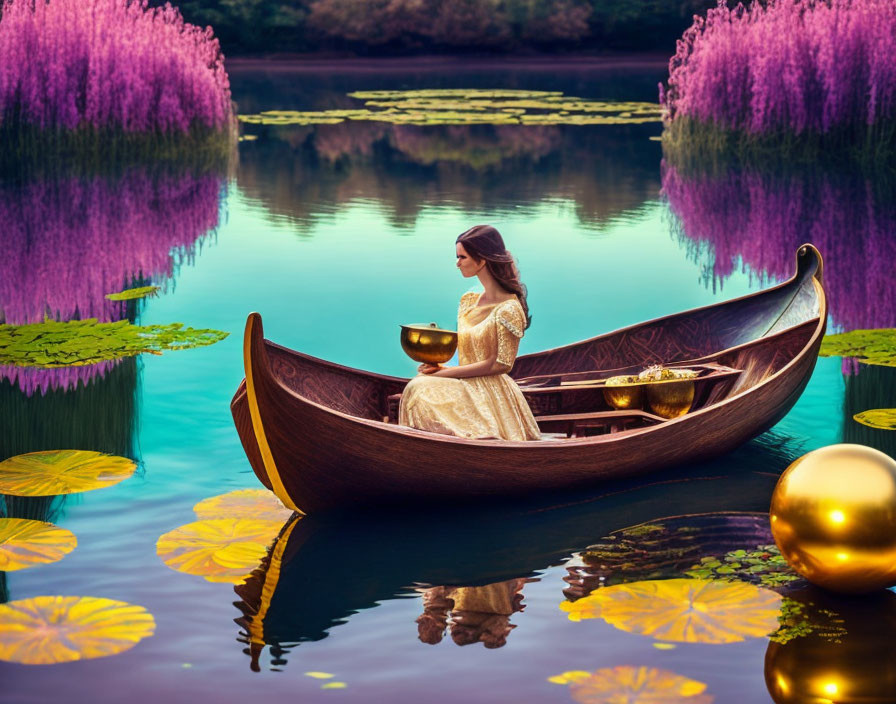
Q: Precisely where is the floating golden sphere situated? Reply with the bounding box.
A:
[400,323,458,364]
[770,443,896,593]
[765,588,896,703]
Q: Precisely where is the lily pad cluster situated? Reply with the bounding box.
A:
[685,544,801,588]
[0,319,229,367]
[820,329,896,367]
[238,89,662,128]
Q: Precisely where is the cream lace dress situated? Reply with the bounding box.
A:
[398,292,541,441]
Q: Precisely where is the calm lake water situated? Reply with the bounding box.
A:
[2,60,895,703]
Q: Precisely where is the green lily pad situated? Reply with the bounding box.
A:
[104,285,160,301]
[853,409,896,430]
[820,329,896,367]
[0,319,228,367]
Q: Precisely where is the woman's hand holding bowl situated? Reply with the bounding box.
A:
[418,363,443,375]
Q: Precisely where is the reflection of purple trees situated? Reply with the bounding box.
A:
[0,168,225,393]
[662,163,896,331]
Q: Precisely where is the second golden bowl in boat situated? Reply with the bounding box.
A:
[400,323,458,364]
[646,378,696,418]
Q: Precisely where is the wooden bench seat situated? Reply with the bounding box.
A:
[535,410,665,438]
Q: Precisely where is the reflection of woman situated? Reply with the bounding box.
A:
[399,225,541,441]
[416,579,529,649]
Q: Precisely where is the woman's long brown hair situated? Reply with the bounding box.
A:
[456,225,531,330]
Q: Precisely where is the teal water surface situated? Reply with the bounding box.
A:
[2,62,893,703]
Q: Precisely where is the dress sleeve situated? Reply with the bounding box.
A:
[495,301,525,368]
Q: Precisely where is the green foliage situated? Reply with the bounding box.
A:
[0,124,235,173]
[662,116,896,169]
[104,286,160,301]
[685,544,801,588]
[820,329,896,368]
[239,91,662,129]
[0,319,229,367]
[769,598,846,645]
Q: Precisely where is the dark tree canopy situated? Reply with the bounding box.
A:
[166,0,716,55]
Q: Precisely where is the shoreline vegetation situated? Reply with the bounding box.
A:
[661,0,896,166]
[0,0,236,165]
[169,0,715,57]
[224,53,672,72]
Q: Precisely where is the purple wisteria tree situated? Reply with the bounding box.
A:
[661,0,896,162]
[0,0,235,160]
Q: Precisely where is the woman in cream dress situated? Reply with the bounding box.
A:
[399,225,541,441]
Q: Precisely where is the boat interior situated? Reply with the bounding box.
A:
[262,314,819,440]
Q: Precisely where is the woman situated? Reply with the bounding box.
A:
[398,225,541,441]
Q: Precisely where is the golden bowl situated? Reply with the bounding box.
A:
[646,378,695,419]
[400,323,458,364]
[602,375,643,410]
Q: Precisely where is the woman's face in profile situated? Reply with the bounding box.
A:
[456,242,482,278]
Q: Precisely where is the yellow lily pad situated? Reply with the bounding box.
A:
[193,489,293,522]
[548,666,712,703]
[156,518,282,584]
[0,450,136,496]
[321,682,347,689]
[305,671,335,679]
[853,409,896,430]
[0,596,155,664]
[0,518,76,571]
[560,578,782,643]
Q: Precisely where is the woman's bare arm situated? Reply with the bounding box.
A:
[420,354,510,378]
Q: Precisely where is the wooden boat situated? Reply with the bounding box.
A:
[231,244,826,514]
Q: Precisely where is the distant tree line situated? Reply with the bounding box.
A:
[168,0,717,55]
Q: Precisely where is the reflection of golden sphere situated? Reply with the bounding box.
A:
[770,444,896,593]
[765,588,896,703]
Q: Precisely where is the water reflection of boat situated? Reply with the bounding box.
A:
[231,245,825,513]
[765,587,896,703]
[232,455,789,670]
